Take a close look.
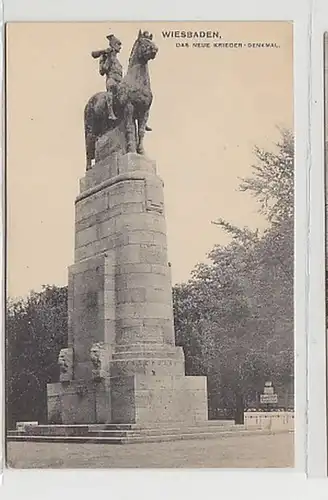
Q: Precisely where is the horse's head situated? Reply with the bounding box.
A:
[132,30,158,63]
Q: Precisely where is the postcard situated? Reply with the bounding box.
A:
[5,21,294,468]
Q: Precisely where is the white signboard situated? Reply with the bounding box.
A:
[260,394,278,404]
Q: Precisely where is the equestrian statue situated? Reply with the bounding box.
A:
[84,29,158,170]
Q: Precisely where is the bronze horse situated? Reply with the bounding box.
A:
[84,30,158,170]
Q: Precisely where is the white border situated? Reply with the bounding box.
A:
[307,0,328,479]
[1,0,320,495]
[0,0,4,486]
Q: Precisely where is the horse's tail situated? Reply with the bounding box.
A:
[84,99,93,137]
[84,97,96,170]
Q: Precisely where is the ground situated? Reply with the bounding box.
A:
[7,431,294,469]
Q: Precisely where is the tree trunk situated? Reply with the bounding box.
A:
[235,392,244,424]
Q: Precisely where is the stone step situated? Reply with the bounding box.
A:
[7,420,267,444]
[8,423,247,438]
[13,426,91,437]
[9,420,239,437]
[88,425,246,438]
[88,423,136,431]
[7,428,278,445]
[93,420,234,430]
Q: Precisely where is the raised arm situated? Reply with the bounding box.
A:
[91,48,111,59]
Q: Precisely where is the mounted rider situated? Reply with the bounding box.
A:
[91,32,152,130]
[91,33,123,121]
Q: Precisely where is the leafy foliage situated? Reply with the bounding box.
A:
[239,128,294,224]
[6,285,68,429]
[174,129,294,417]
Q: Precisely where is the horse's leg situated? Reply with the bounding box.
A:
[85,134,95,170]
[137,110,149,155]
[124,102,136,153]
[84,101,95,170]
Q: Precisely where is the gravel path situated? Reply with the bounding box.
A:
[7,431,294,469]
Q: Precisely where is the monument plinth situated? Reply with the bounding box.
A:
[47,153,208,426]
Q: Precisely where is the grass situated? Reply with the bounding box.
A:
[6,431,294,469]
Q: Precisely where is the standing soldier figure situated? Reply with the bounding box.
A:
[91,33,123,121]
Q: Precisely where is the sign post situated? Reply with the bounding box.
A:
[259,381,278,410]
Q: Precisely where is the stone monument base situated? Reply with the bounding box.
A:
[8,420,263,445]
[47,374,208,426]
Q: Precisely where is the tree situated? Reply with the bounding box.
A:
[173,129,294,420]
[6,285,68,428]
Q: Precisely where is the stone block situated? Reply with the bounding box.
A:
[90,342,111,380]
[94,128,126,164]
[97,217,118,239]
[115,317,141,329]
[112,345,184,360]
[67,274,74,346]
[107,374,208,426]
[95,380,112,423]
[75,226,98,248]
[114,318,172,345]
[145,287,170,303]
[74,265,104,288]
[75,239,109,262]
[139,244,167,265]
[107,202,145,219]
[133,375,208,424]
[115,263,153,277]
[103,302,116,321]
[139,324,166,342]
[174,375,207,392]
[58,348,73,382]
[144,178,164,214]
[117,153,156,176]
[151,264,170,276]
[47,380,113,425]
[116,272,167,290]
[114,324,162,344]
[83,156,118,189]
[150,231,168,246]
[126,230,159,245]
[104,319,116,345]
[114,213,166,234]
[47,383,62,424]
[116,288,147,303]
[162,318,175,345]
[73,361,93,381]
[61,383,97,424]
[75,210,108,233]
[68,255,105,276]
[116,244,141,264]
[104,289,116,304]
[108,180,145,207]
[104,273,116,291]
[109,357,185,378]
[116,302,173,321]
[104,251,116,273]
[111,376,136,423]
[80,177,86,192]
[70,259,106,374]
[75,190,109,222]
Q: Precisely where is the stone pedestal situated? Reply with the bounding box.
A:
[47,153,208,426]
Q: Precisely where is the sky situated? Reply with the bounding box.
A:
[6,21,293,298]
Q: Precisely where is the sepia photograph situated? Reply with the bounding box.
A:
[5,21,294,468]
